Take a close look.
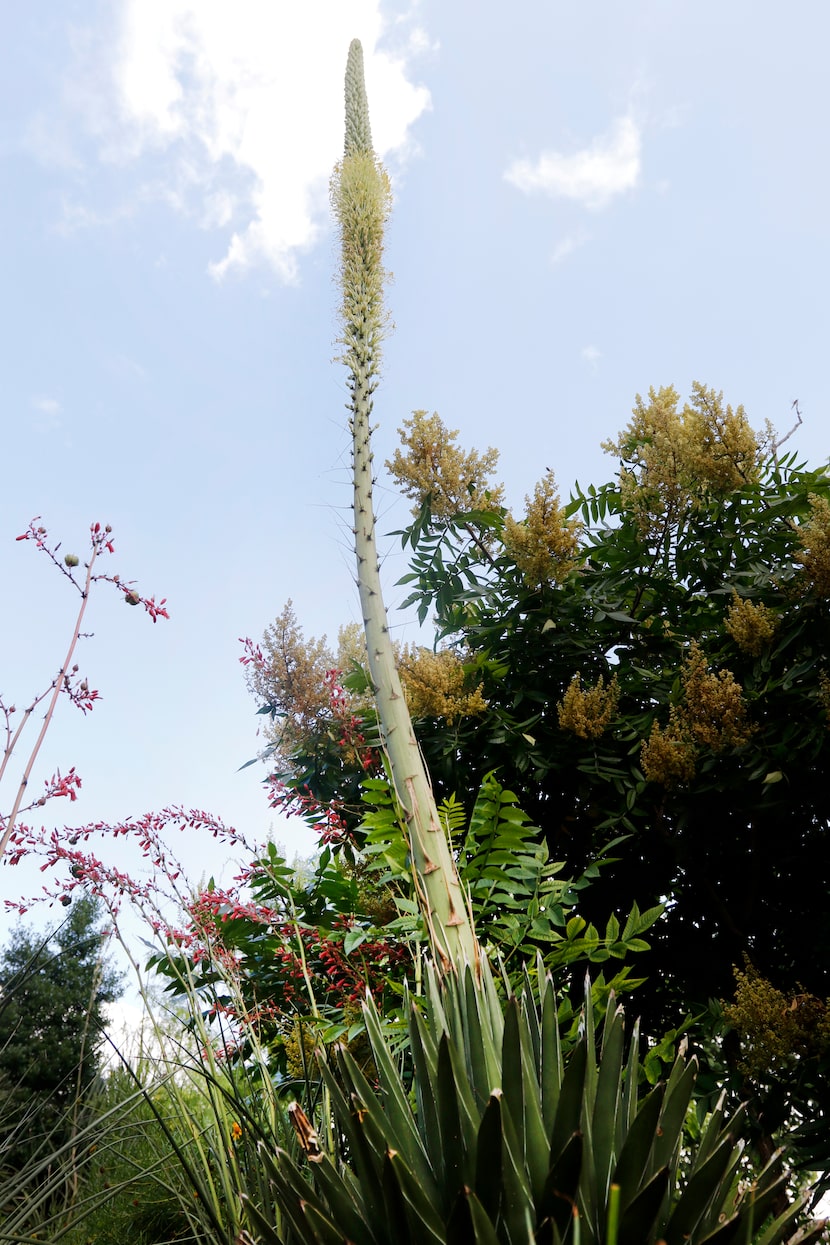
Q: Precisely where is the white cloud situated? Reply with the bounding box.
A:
[29,395,63,432]
[551,228,590,266]
[31,396,62,416]
[505,116,641,210]
[78,2,430,281]
[54,195,139,236]
[580,345,601,368]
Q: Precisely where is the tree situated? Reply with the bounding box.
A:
[249,389,830,1174]
[254,391,830,1017]
[390,393,830,1177]
[386,394,830,1022]
[0,894,123,1170]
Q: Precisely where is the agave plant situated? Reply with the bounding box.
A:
[240,963,825,1245]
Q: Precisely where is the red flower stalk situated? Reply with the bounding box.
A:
[1,518,168,858]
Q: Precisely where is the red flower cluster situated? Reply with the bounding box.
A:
[42,767,82,803]
[2,516,169,861]
[316,922,409,1005]
[238,637,265,669]
[3,806,258,919]
[61,667,101,715]
[323,668,376,773]
[267,779,349,846]
[4,519,414,1055]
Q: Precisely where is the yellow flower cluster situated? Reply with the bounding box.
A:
[504,471,583,588]
[682,384,761,491]
[796,493,830,595]
[387,411,504,519]
[641,644,752,786]
[248,602,338,748]
[283,1020,319,1082]
[682,642,754,751]
[640,709,697,786]
[724,959,830,1078]
[724,592,778,655]
[603,383,762,539]
[399,645,488,723]
[557,673,620,740]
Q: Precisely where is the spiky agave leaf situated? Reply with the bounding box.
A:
[242,967,822,1244]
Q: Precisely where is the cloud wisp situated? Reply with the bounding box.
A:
[68,2,430,282]
[550,227,590,266]
[29,396,63,431]
[505,116,641,211]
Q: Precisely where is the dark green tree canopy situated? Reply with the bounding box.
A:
[395,391,830,1020]
[252,387,830,1026]
[0,894,123,1167]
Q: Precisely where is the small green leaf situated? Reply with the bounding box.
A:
[343,926,368,957]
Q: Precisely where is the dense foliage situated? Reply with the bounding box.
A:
[0,896,122,1176]
[254,391,830,1009]
[148,777,663,1092]
[249,388,830,1176]
[394,392,830,1024]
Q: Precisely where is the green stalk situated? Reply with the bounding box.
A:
[331,40,481,976]
[606,1184,620,1245]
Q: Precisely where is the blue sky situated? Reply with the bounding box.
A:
[2,0,828,927]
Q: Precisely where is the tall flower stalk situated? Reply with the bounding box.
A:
[331,40,481,975]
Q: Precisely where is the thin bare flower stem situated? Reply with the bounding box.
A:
[1,689,53,789]
[0,547,99,859]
